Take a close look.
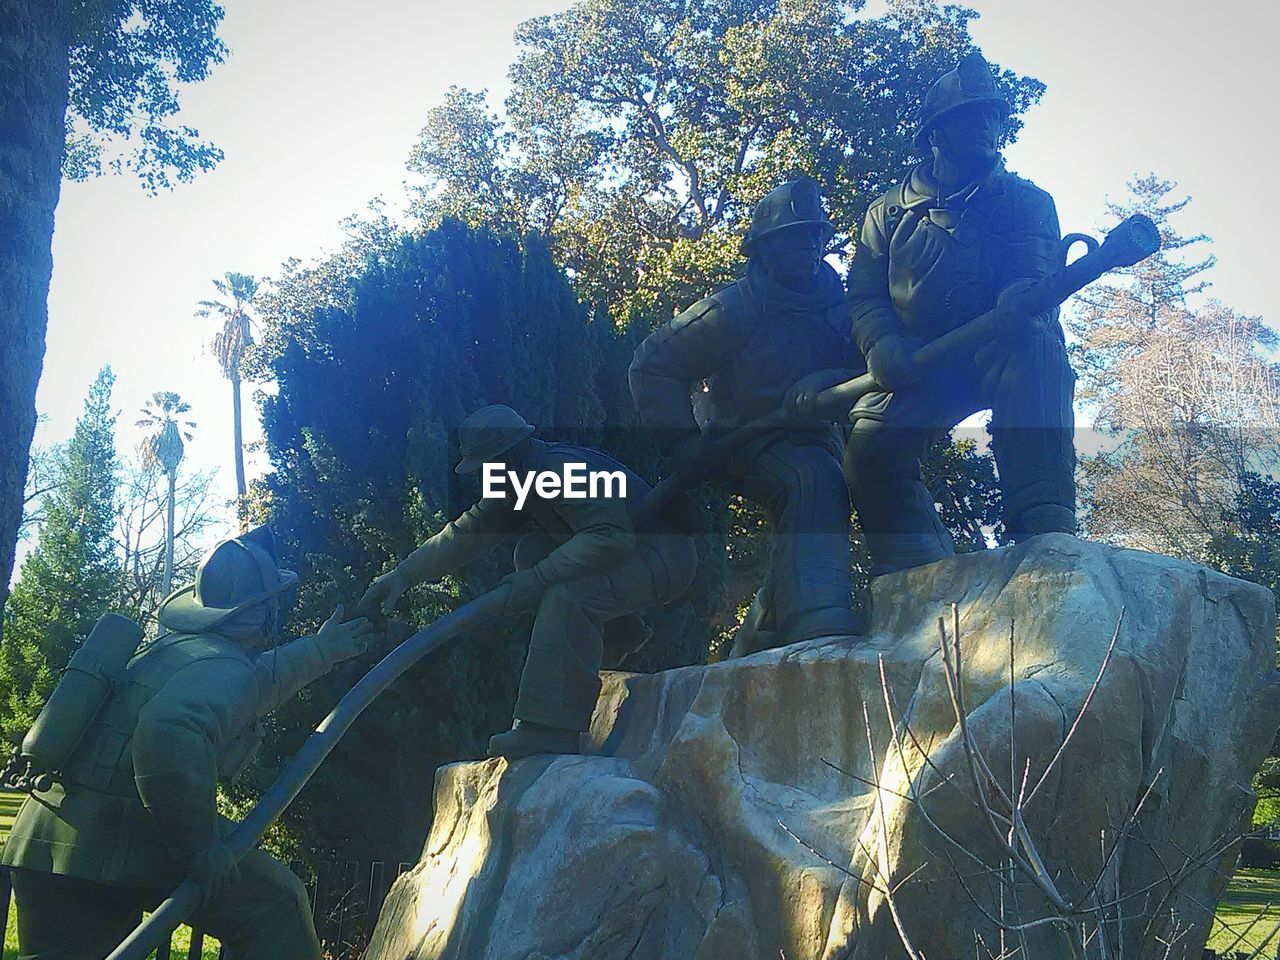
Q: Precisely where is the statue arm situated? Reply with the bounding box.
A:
[250,634,332,716]
[847,200,911,356]
[628,297,732,453]
[132,657,258,866]
[399,497,520,586]
[997,188,1063,325]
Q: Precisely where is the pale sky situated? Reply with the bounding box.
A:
[34,0,1278,538]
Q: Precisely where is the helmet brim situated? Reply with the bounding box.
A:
[914,96,1010,151]
[455,424,535,474]
[740,219,835,256]
[157,569,300,633]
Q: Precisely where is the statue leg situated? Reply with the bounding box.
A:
[515,536,697,733]
[10,868,142,960]
[514,529,652,668]
[733,436,862,645]
[191,848,321,960]
[980,330,1077,540]
[844,382,982,577]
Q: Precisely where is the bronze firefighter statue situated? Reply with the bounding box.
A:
[1,526,375,960]
[629,178,865,655]
[845,51,1077,576]
[359,404,697,760]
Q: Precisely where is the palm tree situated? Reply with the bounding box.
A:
[197,272,258,508]
[137,392,195,596]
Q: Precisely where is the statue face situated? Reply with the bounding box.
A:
[757,223,826,285]
[931,102,1003,167]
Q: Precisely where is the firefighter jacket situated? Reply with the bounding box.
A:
[1,630,336,888]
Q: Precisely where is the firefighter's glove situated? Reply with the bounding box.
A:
[784,369,856,422]
[359,568,411,619]
[888,210,950,301]
[190,840,241,906]
[866,334,924,391]
[992,280,1050,339]
[314,605,377,665]
[501,569,548,615]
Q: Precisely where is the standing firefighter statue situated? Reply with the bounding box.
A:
[0,526,375,960]
[844,51,1076,575]
[629,178,864,655]
[358,405,697,760]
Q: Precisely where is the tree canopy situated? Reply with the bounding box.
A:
[408,0,1043,318]
[63,0,227,190]
[1070,177,1280,562]
[248,221,717,863]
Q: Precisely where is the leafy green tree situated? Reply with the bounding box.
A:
[408,0,1043,319]
[1207,472,1280,618]
[1,0,225,634]
[136,391,196,596]
[405,0,1019,605]
[0,367,121,742]
[198,271,260,507]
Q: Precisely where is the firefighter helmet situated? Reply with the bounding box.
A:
[915,52,1010,151]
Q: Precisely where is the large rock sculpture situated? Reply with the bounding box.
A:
[365,534,1279,960]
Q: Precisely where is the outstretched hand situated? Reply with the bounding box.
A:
[865,334,923,391]
[314,605,378,664]
[783,369,856,421]
[358,568,410,619]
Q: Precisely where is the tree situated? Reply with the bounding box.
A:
[1067,176,1280,561]
[0,367,121,741]
[19,420,62,541]
[248,220,706,865]
[0,0,225,634]
[403,0,1016,643]
[408,0,1044,319]
[115,453,221,626]
[198,271,259,510]
[136,391,196,596]
[1206,472,1280,642]
[1068,173,1217,424]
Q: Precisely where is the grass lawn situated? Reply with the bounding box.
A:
[4,782,1272,957]
[1,789,221,959]
[1206,868,1280,957]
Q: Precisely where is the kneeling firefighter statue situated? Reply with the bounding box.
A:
[0,526,375,960]
[628,178,865,655]
[359,404,698,761]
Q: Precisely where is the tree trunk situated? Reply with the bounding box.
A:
[163,469,176,595]
[231,372,246,505]
[0,2,71,624]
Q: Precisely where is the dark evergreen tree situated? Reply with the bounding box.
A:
[250,222,720,864]
[1,367,122,741]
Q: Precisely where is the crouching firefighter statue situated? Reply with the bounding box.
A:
[0,526,375,960]
[845,52,1077,576]
[358,405,698,761]
[629,178,865,655]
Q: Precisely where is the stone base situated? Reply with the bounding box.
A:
[365,535,1280,960]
